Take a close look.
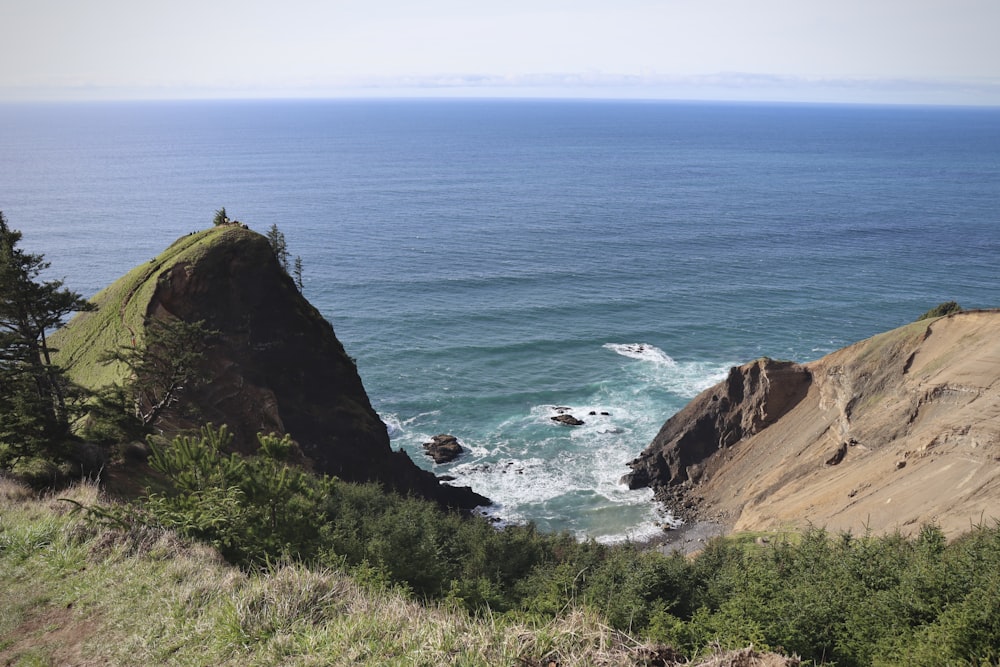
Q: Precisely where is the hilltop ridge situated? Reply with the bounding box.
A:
[627,310,1000,538]
[52,226,487,508]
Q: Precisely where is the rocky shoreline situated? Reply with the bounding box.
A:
[642,519,729,556]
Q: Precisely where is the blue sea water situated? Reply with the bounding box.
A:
[1,99,998,541]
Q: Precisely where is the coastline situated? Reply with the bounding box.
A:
[638,519,729,556]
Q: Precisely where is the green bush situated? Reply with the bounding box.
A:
[90,424,338,565]
[916,300,962,320]
[583,546,695,631]
[614,523,1000,666]
[94,424,567,609]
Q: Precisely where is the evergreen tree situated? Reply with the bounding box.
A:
[0,212,94,465]
[266,223,289,272]
[103,317,217,427]
[212,207,228,226]
[293,255,304,291]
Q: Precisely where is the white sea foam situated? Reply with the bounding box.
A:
[382,413,404,438]
[451,456,565,508]
[605,343,732,397]
[603,342,677,365]
[438,398,675,540]
[382,410,443,439]
[382,345,733,540]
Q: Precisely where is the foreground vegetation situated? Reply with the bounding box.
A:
[4,463,1000,666]
[74,422,996,666]
[1,479,669,666]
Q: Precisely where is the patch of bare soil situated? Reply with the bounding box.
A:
[0,606,105,667]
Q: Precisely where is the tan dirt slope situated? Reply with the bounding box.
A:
[629,310,1000,538]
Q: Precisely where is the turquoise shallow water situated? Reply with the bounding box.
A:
[2,99,998,540]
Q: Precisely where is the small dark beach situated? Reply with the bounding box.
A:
[638,520,729,556]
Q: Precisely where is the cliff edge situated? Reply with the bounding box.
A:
[53,226,488,509]
[626,310,1000,537]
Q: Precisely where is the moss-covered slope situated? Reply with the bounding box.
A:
[51,228,226,391]
[52,226,487,508]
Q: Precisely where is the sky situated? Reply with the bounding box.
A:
[2,0,1000,105]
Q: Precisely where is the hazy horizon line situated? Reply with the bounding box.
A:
[4,71,1000,107]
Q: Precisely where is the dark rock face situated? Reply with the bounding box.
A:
[423,434,465,464]
[551,414,585,426]
[825,441,849,466]
[148,229,488,509]
[623,358,811,496]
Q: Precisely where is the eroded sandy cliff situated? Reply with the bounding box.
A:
[627,311,1000,537]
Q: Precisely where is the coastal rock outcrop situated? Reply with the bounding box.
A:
[423,434,465,464]
[54,227,488,509]
[551,413,585,426]
[626,311,1000,538]
[623,358,811,490]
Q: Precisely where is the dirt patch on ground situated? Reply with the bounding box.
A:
[1,606,104,667]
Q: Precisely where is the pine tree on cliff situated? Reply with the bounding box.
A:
[102,317,218,427]
[266,223,304,291]
[266,224,289,271]
[293,255,304,292]
[0,212,93,465]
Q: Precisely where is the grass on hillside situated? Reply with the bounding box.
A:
[0,478,682,667]
[49,226,251,391]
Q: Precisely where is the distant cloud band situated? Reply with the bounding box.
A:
[5,72,1000,105]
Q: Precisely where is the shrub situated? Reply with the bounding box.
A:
[74,423,1000,664]
[916,300,962,320]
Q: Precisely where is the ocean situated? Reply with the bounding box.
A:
[1,99,997,541]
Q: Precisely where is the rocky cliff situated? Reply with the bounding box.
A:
[626,311,1000,537]
[54,226,487,509]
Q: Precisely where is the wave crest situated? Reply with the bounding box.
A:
[605,342,731,397]
[382,410,442,439]
[603,342,677,365]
